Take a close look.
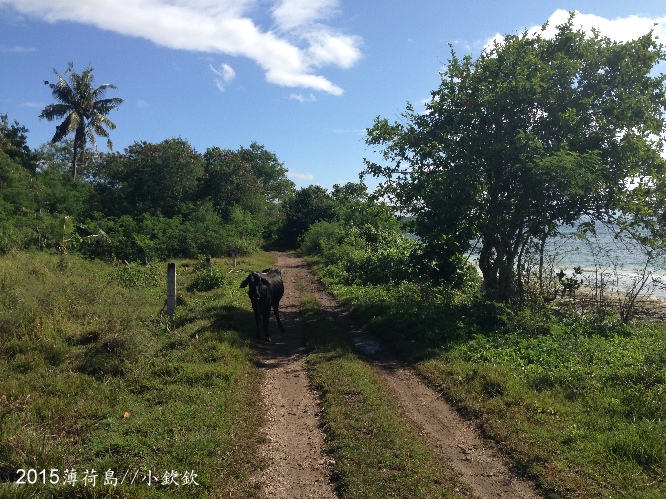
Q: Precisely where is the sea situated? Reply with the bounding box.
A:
[468,220,666,300]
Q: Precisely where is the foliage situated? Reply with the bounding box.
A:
[201,146,265,219]
[0,113,38,171]
[299,220,347,257]
[278,185,335,248]
[332,229,421,285]
[0,145,95,254]
[298,182,428,285]
[364,14,666,301]
[427,321,666,496]
[0,149,37,217]
[39,62,123,178]
[113,261,161,288]
[186,267,231,293]
[217,205,263,255]
[93,138,205,218]
[238,142,296,205]
[186,257,233,292]
[0,111,294,260]
[76,202,263,262]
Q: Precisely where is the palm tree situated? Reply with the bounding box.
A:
[40,62,123,178]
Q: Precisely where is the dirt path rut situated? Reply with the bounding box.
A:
[252,256,336,498]
[254,253,541,498]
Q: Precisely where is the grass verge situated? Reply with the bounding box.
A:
[300,292,465,498]
[0,251,274,498]
[318,275,666,498]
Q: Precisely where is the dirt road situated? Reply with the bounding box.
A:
[253,253,541,498]
[251,255,336,498]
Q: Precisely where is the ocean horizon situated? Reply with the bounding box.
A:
[464,220,666,300]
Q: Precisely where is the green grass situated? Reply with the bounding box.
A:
[318,274,666,498]
[417,324,666,498]
[301,292,465,498]
[0,251,273,498]
[5,249,664,497]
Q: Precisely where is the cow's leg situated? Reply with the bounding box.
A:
[273,303,284,332]
[252,303,262,339]
[254,313,262,339]
[262,307,271,341]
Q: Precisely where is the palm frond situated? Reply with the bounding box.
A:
[40,62,122,177]
[39,103,72,121]
[94,98,124,113]
[91,113,117,130]
[85,127,98,149]
[52,114,75,143]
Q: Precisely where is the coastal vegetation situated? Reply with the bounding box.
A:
[364,14,666,302]
[1,12,665,497]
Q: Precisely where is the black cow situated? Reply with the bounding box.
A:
[240,268,285,341]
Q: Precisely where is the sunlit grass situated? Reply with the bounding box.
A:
[418,325,666,497]
[301,293,464,498]
[0,251,270,498]
[320,274,666,498]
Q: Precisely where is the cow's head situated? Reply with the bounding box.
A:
[240,272,269,302]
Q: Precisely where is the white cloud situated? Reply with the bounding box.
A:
[268,69,344,95]
[0,44,36,53]
[485,10,666,51]
[289,92,316,103]
[210,63,236,82]
[210,63,236,91]
[305,30,361,69]
[0,0,362,95]
[287,169,314,180]
[272,0,339,31]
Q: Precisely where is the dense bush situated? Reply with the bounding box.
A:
[296,184,436,286]
[300,219,421,285]
[0,123,294,261]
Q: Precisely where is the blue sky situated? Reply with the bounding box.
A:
[2,1,666,191]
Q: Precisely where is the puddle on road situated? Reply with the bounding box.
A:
[350,335,381,355]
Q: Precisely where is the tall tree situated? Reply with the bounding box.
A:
[364,14,666,301]
[201,147,264,219]
[238,142,295,203]
[95,138,205,218]
[39,62,123,179]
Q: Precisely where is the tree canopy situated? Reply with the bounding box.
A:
[277,185,335,248]
[0,114,38,171]
[364,14,666,301]
[0,111,296,261]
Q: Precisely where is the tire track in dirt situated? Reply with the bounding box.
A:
[273,252,542,499]
[251,255,336,498]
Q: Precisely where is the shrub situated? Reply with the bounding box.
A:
[299,220,347,257]
[113,261,161,288]
[187,267,231,292]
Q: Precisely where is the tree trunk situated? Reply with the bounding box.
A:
[478,236,497,297]
[479,231,520,302]
[72,123,86,179]
[71,141,78,179]
[538,234,546,294]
